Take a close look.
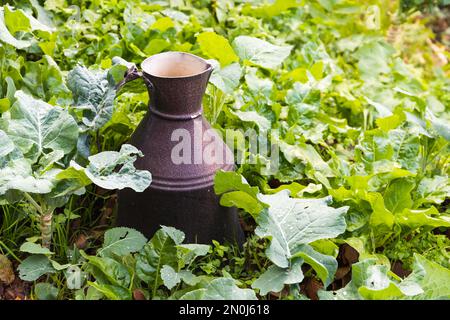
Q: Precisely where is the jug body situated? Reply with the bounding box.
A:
[117,52,244,245]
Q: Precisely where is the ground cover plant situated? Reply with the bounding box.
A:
[0,0,449,300]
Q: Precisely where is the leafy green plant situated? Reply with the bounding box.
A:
[0,0,449,300]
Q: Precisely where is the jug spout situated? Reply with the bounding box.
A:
[142,52,213,119]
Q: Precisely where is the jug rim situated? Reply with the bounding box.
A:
[141,51,213,79]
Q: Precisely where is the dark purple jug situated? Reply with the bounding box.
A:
[117,52,244,245]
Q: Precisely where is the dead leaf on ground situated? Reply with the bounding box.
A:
[0,254,15,285]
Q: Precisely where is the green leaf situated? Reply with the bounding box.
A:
[150,17,174,32]
[209,61,242,94]
[426,110,450,141]
[4,6,53,34]
[81,253,132,294]
[67,65,117,131]
[293,244,337,287]
[355,41,395,79]
[177,244,210,269]
[98,227,147,258]
[384,178,414,213]
[230,109,271,132]
[256,190,347,268]
[403,254,450,299]
[278,140,334,177]
[0,8,32,49]
[20,242,54,255]
[252,258,304,295]
[319,259,422,300]
[244,0,300,18]
[18,254,55,281]
[198,32,238,66]
[395,207,450,229]
[161,265,199,289]
[366,192,394,230]
[245,67,274,96]
[180,278,257,300]
[232,36,292,70]
[1,91,78,163]
[214,171,266,216]
[416,176,450,205]
[388,129,420,173]
[34,283,59,300]
[87,281,131,300]
[219,191,264,217]
[214,171,259,196]
[65,144,152,192]
[135,227,181,285]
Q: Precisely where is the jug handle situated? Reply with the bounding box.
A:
[116,65,154,93]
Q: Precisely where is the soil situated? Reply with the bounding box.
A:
[0,259,31,300]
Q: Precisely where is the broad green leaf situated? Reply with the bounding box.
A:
[4,6,54,34]
[0,8,32,49]
[161,265,199,289]
[18,254,55,281]
[198,32,238,66]
[426,110,450,141]
[402,254,450,299]
[376,113,405,131]
[214,171,266,216]
[256,190,347,268]
[416,176,450,205]
[34,283,59,300]
[355,41,395,79]
[0,135,55,196]
[319,259,422,300]
[135,227,180,285]
[209,61,242,94]
[230,109,271,132]
[67,65,117,131]
[245,67,274,97]
[87,281,131,300]
[219,191,264,217]
[366,192,394,230]
[214,170,259,196]
[395,207,450,229]
[232,36,292,70]
[278,140,334,177]
[150,17,174,32]
[177,244,210,269]
[20,242,54,255]
[98,227,147,258]
[65,144,152,192]
[388,129,420,173]
[81,253,132,292]
[1,91,78,163]
[384,178,414,213]
[243,0,300,18]
[252,258,304,295]
[180,277,257,300]
[292,244,337,286]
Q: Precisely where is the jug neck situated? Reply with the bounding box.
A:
[141,52,213,120]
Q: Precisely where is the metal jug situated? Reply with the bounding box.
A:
[117,52,244,245]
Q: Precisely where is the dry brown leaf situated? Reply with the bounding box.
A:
[0,254,15,285]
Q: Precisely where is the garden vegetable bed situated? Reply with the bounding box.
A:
[0,0,449,300]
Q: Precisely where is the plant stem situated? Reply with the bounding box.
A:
[40,207,54,249]
[23,193,54,248]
